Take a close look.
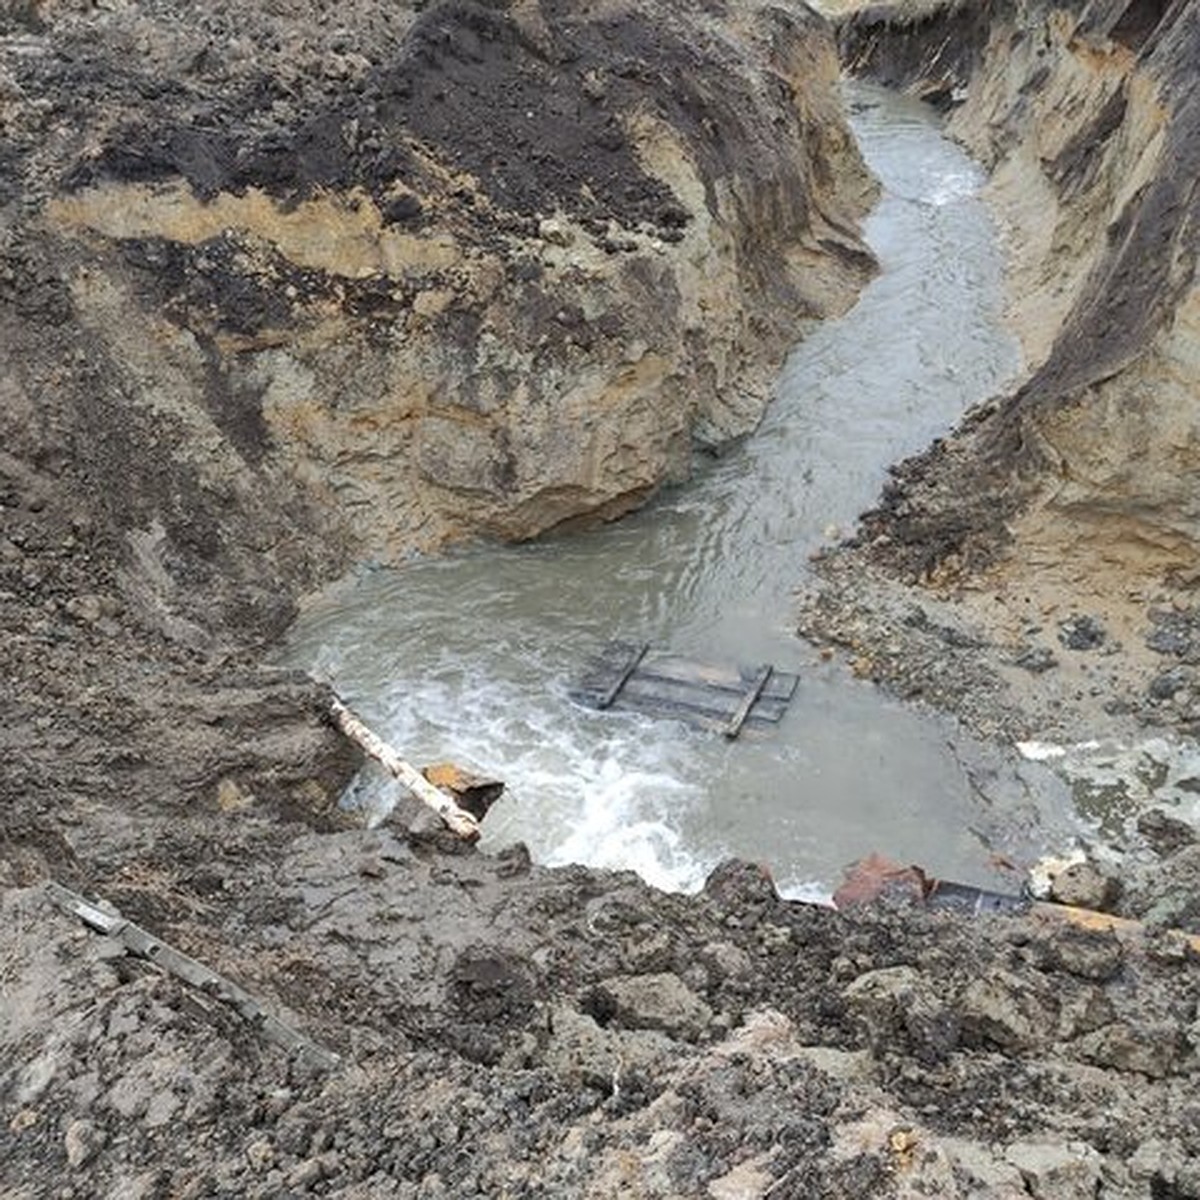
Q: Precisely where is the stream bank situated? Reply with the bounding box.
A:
[802,0,1200,748]
[281,82,1075,900]
[797,0,1200,903]
[0,0,875,924]
[4,0,1200,1196]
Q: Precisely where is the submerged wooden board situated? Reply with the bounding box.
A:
[570,641,798,737]
[596,641,649,709]
[722,665,773,739]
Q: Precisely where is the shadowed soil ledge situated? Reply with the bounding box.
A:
[5,1,1200,1197]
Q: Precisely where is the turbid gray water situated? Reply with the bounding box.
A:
[283,84,1078,897]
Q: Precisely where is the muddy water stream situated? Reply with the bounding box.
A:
[283,84,1077,897]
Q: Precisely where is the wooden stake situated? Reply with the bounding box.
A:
[723,665,773,740]
[329,697,481,842]
[597,641,649,709]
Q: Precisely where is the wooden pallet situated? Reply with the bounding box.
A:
[569,640,799,738]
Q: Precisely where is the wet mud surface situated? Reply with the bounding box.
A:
[6,850,1200,1197]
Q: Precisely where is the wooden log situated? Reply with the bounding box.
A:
[329,697,481,842]
[722,665,773,739]
[45,882,340,1071]
[596,641,649,709]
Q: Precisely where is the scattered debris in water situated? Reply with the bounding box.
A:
[832,852,1200,952]
[1016,736,1200,832]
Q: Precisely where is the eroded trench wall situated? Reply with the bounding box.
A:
[835,0,1200,597]
[1,0,884,850]
[2,0,878,652]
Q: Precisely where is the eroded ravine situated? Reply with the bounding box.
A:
[283,83,1077,896]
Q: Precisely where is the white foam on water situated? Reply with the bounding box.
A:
[547,808,710,894]
[776,878,836,907]
[924,164,981,207]
[494,731,711,890]
[324,643,717,889]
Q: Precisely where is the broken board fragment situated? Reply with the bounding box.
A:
[421,762,505,822]
[570,640,798,738]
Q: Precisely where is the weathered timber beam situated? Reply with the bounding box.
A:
[328,696,481,841]
[1031,899,1200,955]
[723,665,773,740]
[597,641,649,709]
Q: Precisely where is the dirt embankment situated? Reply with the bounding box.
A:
[6,0,876,560]
[6,1,1200,1197]
[8,851,1200,1199]
[801,0,1200,748]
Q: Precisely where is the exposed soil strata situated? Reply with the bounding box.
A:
[6,1,1200,1196]
[8,0,876,559]
[835,0,999,107]
[802,0,1200,750]
[0,3,877,874]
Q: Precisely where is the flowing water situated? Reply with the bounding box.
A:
[282,84,1078,898]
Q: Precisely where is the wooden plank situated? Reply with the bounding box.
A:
[578,645,798,699]
[596,640,649,709]
[569,641,646,707]
[745,697,790,723]
[617,698,727,733]
[45,882,341,1071]
[609,684,789,728]
[722,665,772,739]
[617,670,794,720]
[570,642,798,732]
[616,680,743,723]
[635,655,743,690]
[634,656,797,701]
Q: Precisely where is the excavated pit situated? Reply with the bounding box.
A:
[3,0,1200,1195]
